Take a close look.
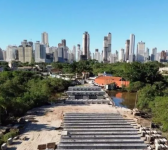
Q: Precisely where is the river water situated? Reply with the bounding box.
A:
[107,91,137,109]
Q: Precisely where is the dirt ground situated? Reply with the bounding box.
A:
[7,103,149,150]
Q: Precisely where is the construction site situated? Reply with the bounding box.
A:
[2,86,168,150]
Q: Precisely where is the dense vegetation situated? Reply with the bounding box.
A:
[51,60,168,131]
[0,71,70,124]
[1,60,168,132]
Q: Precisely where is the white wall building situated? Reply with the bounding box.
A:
[151,47,157,61]
[35,41,46,63]
[6,45,18,62]
[137,41,145,62]
[119,49,125,62]
[129,34,135,62]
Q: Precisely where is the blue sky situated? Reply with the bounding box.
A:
[0,0,168,54]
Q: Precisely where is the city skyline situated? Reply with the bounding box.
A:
[0,0,168,52]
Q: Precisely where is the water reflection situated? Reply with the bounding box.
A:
[107,91,137,109]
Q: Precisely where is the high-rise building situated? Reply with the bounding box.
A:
[144,48,150,62]
[72,46,76,61]
[137,41,145,62]
[2,50,6,60]
[35,41,46,63]
[18,40,33,63]
[125,40,130,61]
[25,45,33,63]
[107,33,111,55]
[82,32,90,59]
[160,50,167,61]
[151,47,157,61]
[0,48,3,60]
[103,36,108,62]
[119,49,125,62]
[129,34,135,62]
[41,32,49,46]
[6,45,18,62]
[77,44,82,61]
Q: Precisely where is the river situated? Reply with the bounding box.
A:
[107,91,137,109]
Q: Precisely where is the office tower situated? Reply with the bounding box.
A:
[129,34,135,62]
[35,41,46,63]
[72,46,76,61]
[103,36,108,62]
[151,47,157,61]
[107,33,111,55]
[83,32,90,59]
[125,40,130,61]
[2,50,6,60]
[119,49,125,62]
[6,45,18,62]
[137,41,145,62]
[41,32,49,46]
[0,48,3,60]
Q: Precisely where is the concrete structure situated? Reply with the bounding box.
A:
[103,36,108,62]
[129,34,135,62]
[137,41,145,62]
[83,32,90,59]
[66,86,111,104]
[41,32,49,46]
[119,48,124,62]
[72,46,76,61]
[57,113,147,149]
[125,40,130,61]
[151,47,157,61]
[35,41,46,63]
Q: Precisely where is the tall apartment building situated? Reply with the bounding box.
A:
[6,45,18,62]
[77,44,82,61]
[18,40,33,63]
[107,33,111,56]
[72,46,76,61]
[41,32,49,46]
[83,32,90,59]
[160,50,167,61]
[129,34,135,62]
[2,50,6,60]
[103,36,108,62]
[137,41,145,62]
[119,49,125,62]
[125,40,130,61]
[35,41,46,63]
[151,47,157,61]
[0,48,3,60]
[144,48,150,62]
